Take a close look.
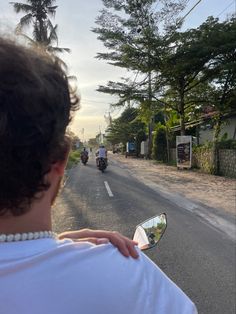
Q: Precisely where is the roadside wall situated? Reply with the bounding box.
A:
[169,148,236,178]
[218,149,236,178]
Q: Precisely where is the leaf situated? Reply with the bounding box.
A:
[10,2,33,14]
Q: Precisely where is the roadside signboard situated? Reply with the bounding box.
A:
[126,142,135,153]
[176,136,192,169]
[140,140,148,156]
[125,142,136,158]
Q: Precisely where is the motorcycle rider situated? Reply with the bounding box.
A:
[96,144,108,167]
[81,147,89,163]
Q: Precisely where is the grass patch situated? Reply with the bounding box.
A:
[66,150,80,169]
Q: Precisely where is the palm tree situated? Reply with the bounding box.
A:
[10,0,70,59]
[10,0,58,44]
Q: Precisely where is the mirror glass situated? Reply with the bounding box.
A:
[133,213,167,250]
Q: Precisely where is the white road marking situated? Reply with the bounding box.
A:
[104,181,114,197]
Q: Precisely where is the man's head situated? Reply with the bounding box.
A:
[0,37,79,216]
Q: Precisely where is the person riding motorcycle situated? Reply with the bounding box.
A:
[81,147,89,163]
[96,144,107,167]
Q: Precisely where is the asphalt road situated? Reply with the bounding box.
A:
[53,154,236,314]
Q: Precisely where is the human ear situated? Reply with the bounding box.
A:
[51,147,70,177]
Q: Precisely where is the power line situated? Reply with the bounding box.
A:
[82,98,109,104]
[217,0,235,17]
[178,0,203,24]
[153,0,191,13]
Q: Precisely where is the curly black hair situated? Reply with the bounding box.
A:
[0,37,80,216]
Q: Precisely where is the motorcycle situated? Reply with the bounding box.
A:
[81,153,88,165]
[133,213,167,250]
[98,157,107,173]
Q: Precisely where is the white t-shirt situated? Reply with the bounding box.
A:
[97,147,107,158]
[0,238,197,314]
[133,225,150,249]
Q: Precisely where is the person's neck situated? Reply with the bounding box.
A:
[0,161,65,235]
[0,195,52,234]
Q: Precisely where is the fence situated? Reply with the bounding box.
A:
[170,148,236,178]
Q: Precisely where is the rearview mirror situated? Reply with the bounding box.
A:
[133,213,167,250]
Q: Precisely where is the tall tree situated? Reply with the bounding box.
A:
[93,0,187,94]
[10,0,70,55]
[94,1,236,140]
[199,17,236,174]
[202,17,236,141]
[93,0,187,156]
[157,17,236,135]
[10,0,57,43]
[106,107,146,154]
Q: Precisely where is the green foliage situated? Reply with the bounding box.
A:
[94,3,236,141]
[93,0,187,108]
[192,139,236,176]
[66,150,80,169]
[11,0,58,44]
[88,138,98,147]
[67,129,80,150]
[192,143,213,153]
[192,146,215,174]
[11,0,70,58]
[106,107,146,154]
[161,17,236,135]
[152,123,167,162]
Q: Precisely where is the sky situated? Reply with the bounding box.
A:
[0,0,235,140]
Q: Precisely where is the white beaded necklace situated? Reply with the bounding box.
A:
[0,231,57,242]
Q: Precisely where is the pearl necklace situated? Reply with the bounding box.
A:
[0,231,57,242]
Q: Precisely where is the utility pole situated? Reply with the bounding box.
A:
[104,112,112,127]
[98,125,103,144]
[81,128,85,143]
[147,63,153,159]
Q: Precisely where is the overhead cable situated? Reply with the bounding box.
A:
[217,0,235,17]
[178,0,203,24]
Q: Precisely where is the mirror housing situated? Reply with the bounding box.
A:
[133,213,167,250]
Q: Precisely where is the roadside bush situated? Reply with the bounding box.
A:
[66,150,80,169]
[192,139,236,175]
[152,123,167,162]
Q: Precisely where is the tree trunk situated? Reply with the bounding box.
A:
[166,128,170,163]
[212,115,221,175]
[163,107,170,162]
[180,115,185,136]
[179,89,185,136]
